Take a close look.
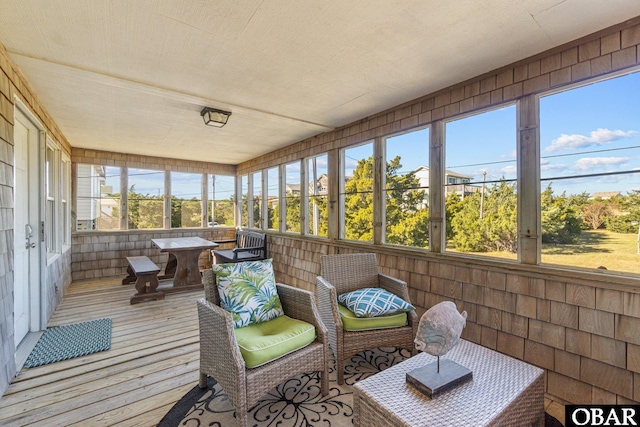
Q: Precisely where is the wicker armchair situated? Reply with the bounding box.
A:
[198,269,329,427]
[316,253,418,384]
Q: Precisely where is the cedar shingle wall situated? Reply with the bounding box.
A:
[256,20,640,405]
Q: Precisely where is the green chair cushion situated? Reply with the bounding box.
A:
[338,303,408,331]
[235,315,316,368]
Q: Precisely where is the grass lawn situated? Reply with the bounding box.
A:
[541,229,639,274]
[448,229,639,275]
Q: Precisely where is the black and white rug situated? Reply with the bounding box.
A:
[158,347,564,427]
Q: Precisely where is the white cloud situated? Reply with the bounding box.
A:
[500,165,516,176]
[573,157,629,171]
[541,163,569,173]
[545,128,637,152]
[500,150,517,159]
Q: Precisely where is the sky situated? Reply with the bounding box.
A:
[100,70,640,200]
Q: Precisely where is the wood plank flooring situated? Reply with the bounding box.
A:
[0,277,202,427]
[0,276,567,426]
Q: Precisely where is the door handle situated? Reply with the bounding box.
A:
[25,224,33,238]
[25,241,36,249]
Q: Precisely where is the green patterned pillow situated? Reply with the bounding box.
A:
[213,259,284,328]
[338,287,414,318]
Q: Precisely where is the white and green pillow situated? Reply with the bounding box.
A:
[338,287,414,318]
[213,259,284,328]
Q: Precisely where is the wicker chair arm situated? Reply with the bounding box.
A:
[276,283,328,344]
[316,276,343,330]
[379,273,418,327]
[202,269,220,305]
[197,299,246,392]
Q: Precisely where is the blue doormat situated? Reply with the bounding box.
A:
[24,318,112,368]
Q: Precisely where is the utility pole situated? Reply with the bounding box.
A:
[480,170,486,220]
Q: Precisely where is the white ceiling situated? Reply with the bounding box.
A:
[1,1,639,165]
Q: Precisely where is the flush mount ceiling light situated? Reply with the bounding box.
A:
[200,107,232,127]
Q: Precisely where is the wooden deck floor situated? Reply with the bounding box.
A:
[0,276,567,426]
[0,277,202,427]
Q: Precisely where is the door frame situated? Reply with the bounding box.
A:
[13,100,46,347]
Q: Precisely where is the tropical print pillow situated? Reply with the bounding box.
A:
[213,259,284,328]
[338,287,414,318]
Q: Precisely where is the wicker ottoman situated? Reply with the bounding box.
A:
[353,340,544,427]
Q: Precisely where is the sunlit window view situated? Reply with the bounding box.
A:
[384,128,430,247]
[251,172,262,229]
[76,164,121,231]
[342,142,374,241]
[128,168,164,229]
[171,172,202,228]
[445,105,517,259]
[285,162,301,233]
[540,71,640,275]
[267,167,279,230]
[240,175,249,227]
[209,175,235,226]
[307,154,328,237]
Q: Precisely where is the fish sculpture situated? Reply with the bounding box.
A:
[414,301,467,357]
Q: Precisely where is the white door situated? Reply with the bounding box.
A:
[13,110,41,347]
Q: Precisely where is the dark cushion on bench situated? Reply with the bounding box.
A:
[213,249,265,263]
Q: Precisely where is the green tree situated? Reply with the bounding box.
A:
[605,190,640,233]
[127,185,163,229]
[212,198,235,226]
[541,185,582,244]
[450,181,517,252]
[445,192,464,242]
[344,156,429,246]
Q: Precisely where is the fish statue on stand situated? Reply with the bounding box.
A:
[415,301,467,358]
[407,301,472,397]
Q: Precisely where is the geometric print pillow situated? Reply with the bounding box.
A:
[213,259,284,328]
[338,287,414,318]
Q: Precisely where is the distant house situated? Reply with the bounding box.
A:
[309,173,328,195]
[76,164,104,230]
[285,183,301,194]
[412,166,479,197]
[591,191,621,200]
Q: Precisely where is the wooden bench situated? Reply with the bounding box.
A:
[212,230,267,264]
[126,256,165,304]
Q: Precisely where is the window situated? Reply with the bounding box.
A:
[285,162,301,233]
[209,175,235,226]
[171,172,202,228]
[306,154,328,237]
[342,142,374,241]
[267,167,279,230]
[61,155,71,245]
[539,71,640,275]
[76,164,121,230]
[384,128,430,247]
[251,171,263,229]
[128,168,164,229]
[240,175,249,227]
[45,141,59,256]
[445,105,517,259]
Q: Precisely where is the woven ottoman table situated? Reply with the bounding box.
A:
[353,339,544,427]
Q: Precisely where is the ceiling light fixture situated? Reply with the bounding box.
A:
[200,107,232,127]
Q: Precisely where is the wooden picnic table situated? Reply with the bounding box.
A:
[151,237,219,292]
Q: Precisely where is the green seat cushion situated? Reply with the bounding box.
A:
[338,303,408,331]
[235,315,316,368]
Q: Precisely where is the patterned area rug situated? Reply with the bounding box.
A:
[24,318,112,368]
[159,347,564,427]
